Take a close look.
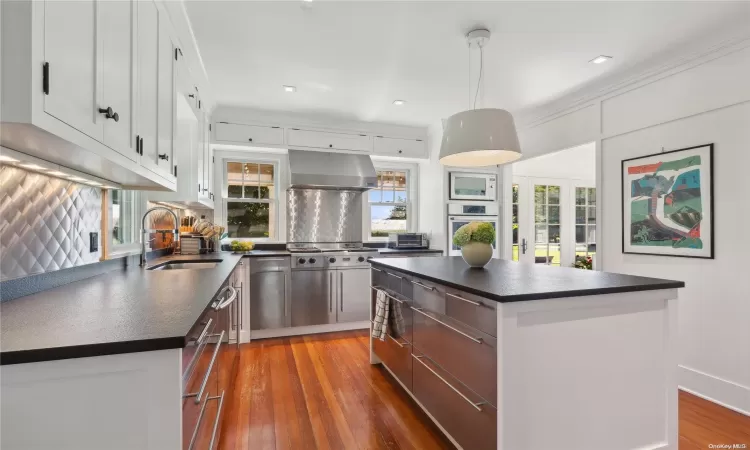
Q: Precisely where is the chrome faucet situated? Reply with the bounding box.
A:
[140,206,180,266]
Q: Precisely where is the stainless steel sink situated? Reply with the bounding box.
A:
[148,260,222,271]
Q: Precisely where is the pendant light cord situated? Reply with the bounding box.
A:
[473,45,483,110]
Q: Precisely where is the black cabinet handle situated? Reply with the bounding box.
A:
[329,144,333,148]
[248,138,253,142]
[158,154,169,161]
[98,107,119,122]
[188,94,195,98]
[139,137,144,155]
[135,134,140,154]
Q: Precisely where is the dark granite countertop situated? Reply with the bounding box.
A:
[369,256,684,303]
[0,252,244,365]
[377,248,443,255]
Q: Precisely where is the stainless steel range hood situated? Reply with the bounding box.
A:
[288,150,377,190]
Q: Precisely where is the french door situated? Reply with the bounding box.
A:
[512,177,595,267]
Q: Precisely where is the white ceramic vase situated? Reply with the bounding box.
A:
[460,242,493,268]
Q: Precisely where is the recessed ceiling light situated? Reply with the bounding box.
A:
[393,100,406,105]
[590,55,612,64]
[47,170,67,177]
[0,155,19,162]
[283,85,297,93]
[20,163,47,170]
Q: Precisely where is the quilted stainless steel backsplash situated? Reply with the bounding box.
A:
[287,188,363,244]
[0,166,102,281]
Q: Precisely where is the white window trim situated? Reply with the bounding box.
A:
[221,158,281,242]
[365,162,419,242]
[109,189,139,256]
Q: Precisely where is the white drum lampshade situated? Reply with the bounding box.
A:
[439,108,522,167]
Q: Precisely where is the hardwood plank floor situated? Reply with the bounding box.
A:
[219,330,750,450]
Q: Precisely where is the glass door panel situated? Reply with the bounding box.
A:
[533,184,562,265]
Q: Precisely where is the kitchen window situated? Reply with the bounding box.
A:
[112,190,136,246]
[224,161,277,239]
[366,168,413,239]
[575,186,596,259]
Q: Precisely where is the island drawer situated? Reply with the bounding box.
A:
[372,267,412,299]
[444,287,497,337]
[412,306,497,405]
[412,349,496,450]
[373,331,412,391]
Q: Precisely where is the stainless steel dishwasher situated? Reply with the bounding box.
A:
[248,256,291,330]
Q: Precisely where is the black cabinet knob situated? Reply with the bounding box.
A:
[158,154,169,161]
[329,144,333,148]
[98,107,119,122]
[248,138,253,142]
[398,149,402,154]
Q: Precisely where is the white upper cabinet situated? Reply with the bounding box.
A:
[215,122,283,146]
[373,136,426,158]
[0,0,197,189]
[286,128,372,153]
[157,11,176,177]
[137,0,160,176]
[99,0,137,160]
[42,1,100,141]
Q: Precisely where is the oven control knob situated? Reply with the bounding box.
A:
[357,256,365,262]
[298,258,306,264]
[309,258,316,264]
[329,257,336,263]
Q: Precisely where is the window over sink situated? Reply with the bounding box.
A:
[224,161,277,239]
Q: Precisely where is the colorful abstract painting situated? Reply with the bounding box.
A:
[622,144,714,258]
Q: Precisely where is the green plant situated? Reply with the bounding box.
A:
[573,255,593,270]
[452,222,495,247]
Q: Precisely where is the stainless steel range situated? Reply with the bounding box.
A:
[286,150,378,327]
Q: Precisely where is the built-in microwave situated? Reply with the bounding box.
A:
[449,172,497,202]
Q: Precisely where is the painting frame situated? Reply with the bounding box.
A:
[621,144,714,259]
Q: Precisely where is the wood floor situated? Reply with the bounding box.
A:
[219,330,750,450]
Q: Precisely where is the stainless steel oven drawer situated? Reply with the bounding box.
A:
[412,349,497,450]
[412,304,497,406]
[373,331,412,391]
[443,287,497,337]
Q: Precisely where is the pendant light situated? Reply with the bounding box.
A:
[439,29,522,167]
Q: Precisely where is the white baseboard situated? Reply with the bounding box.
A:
[249,321,369,340]
[678,365,750,416]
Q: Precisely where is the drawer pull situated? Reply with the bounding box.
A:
[446,292,482,307]
[370,286,405,305]
[411,280,436,291]
[411,307,483,344]
[208,390,226,450]
[387,334,410,348]
[184,330,224,404]
[188,392,210,450]
[387,272,405,280]
[192,318,213,344]
[413,355,485,411]
[371,267,383,272]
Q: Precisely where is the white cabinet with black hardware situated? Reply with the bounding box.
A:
[148,48,214,208]
[373,136,426,158]
[215,122,284,146]
[286,128,372,153]
[0,0,214,190]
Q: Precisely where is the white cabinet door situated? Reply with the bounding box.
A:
[196,110,206,198]
[99,0,136,160]
[203,116,211,199]
[215,122,283,146]
[373,136,425,158]
[287,128,372,153]
[156,12,175,177]
[137,0,160,175]
[43,0,101,141]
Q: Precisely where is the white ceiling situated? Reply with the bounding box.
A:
[185,1,750,127]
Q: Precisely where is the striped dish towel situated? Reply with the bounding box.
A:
[371,290,389,341]
[390,297,406,336]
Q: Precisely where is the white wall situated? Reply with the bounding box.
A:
[512,142,595,181]
[516,37,750,414]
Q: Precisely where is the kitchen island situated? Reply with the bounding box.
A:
[369,256,684,450]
